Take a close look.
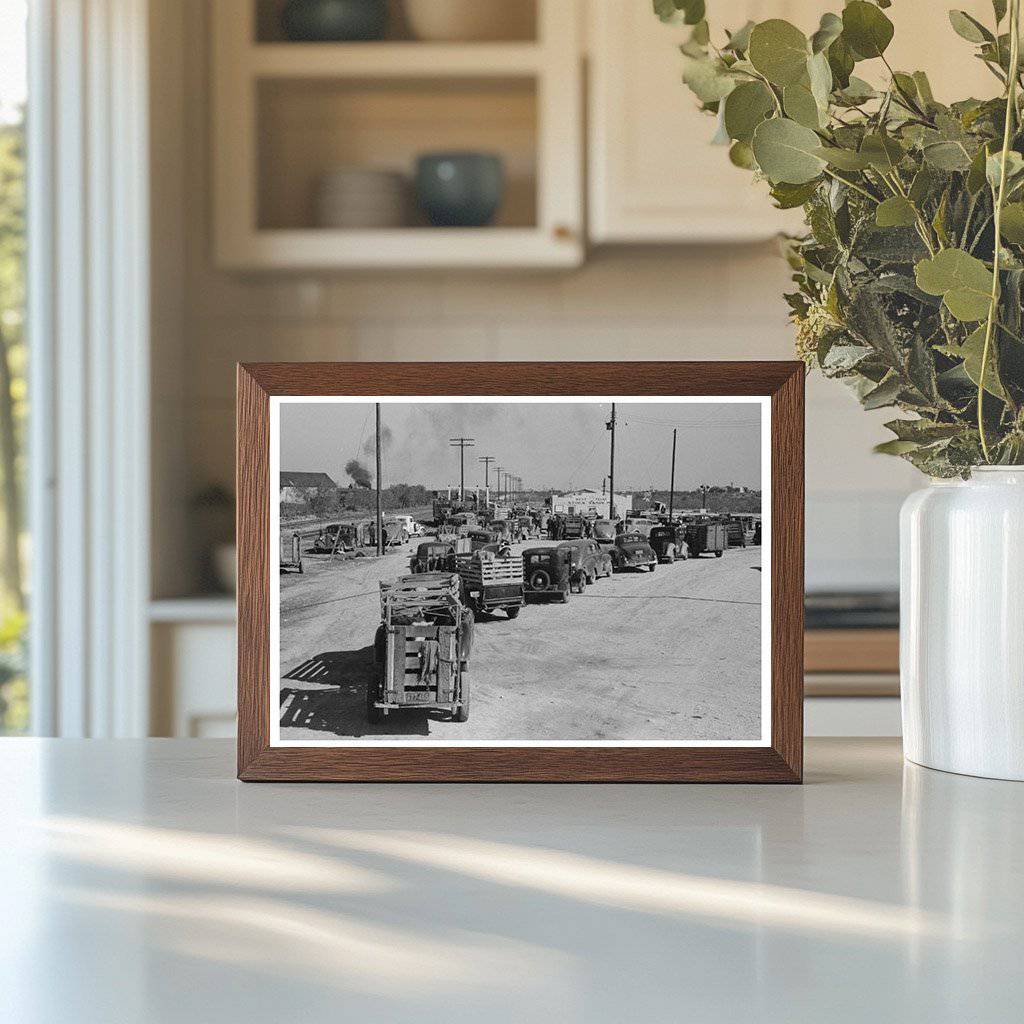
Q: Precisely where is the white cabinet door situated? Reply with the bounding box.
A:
[588,0,814,243]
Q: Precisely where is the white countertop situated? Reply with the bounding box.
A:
[2,738,1021,1023]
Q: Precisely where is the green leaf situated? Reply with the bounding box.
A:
[654,0,705,25]
[909,165,936,205]
[885,419,963,443]
[959,324,1006,398]
[770,179,820,209]
[842,1,894,60]
[827,35,855,89]
[993,0,1008,24]
[810,12,843,54]
[875,196,918,228]
[1000,202,1024,242]
[723,81,775,143]
[783,83,822,128]
[724,20,755,53]
[681,55,736,103]
[912,71,935,105]
[807,51,833,110]
[915,249,994,321]
[874,439,921,455]
[967,143,993,193]
[748,19,810,87]
[815,145,872,170]
[836,75,877,105]
[752,117,827,184]
[862,375,902,410]
[860,133,905,172]
[948,10,993,44]
[986,150,1024,190]
[923,141,972,171]
[728,140,758,169]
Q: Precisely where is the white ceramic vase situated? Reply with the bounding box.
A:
[900,467,1024,780]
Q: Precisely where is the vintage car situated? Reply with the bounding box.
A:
[371,573,473,723]
[557,538,613,590]
[393,514,426,538]
[522,546,572,603]
[622,515,656,538]
[722,516,747,549]
[409,541,457,574]
[648,524,688,563]
[608,531,657,572]
[467,527,506,552]
[310,521,367,554]
[592,518,618,545]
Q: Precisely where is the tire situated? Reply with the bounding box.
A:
[505,605,521,620]
[586,571,596,586]
[529,568,552,591]
[454,673,469,722]
[715,550,724,558]
[559,589,570,604]
[649,563,656,572]
[666,550,675,564]
[366,666,385,725]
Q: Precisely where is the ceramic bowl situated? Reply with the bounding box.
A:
[281,0,388,42]
[415,152,504,227]
[403,0,534,42]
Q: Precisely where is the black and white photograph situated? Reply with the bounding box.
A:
[271,397,770,746]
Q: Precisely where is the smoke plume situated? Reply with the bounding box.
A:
[345,459,372,488]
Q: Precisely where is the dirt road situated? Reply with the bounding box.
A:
[278,539,763,743]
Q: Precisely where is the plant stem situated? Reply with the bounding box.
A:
[979,0,1021,462]
[821,167,879,203]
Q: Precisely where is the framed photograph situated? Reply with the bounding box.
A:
[237,362,804,782]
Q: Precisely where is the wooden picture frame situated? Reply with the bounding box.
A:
[238,362,804,782]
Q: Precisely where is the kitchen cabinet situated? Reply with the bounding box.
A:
[211,0,583,269]
[587,0,998,244]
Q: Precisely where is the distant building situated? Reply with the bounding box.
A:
[280,471,338,504]
[548,488,633,518]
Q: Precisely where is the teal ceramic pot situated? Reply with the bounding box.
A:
[281,0,388,42]
[415,152,505,227]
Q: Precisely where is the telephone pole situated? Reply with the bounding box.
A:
[478,455,495,492]
[607,403,617,520]
[668,427,677,521]
[449,437,475,500]
[375,403,383,556]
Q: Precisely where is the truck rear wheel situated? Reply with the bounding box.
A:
[454,674,470,722]
[505,605,521,619]
[715,550,723,558]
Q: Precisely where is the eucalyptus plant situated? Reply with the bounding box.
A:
[658,0,1024,475]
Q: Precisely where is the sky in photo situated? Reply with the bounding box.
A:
[279,400,762,493]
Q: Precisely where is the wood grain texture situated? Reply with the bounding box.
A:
[236,361,805,783]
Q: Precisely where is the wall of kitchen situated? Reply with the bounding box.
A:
[152,0,917,604]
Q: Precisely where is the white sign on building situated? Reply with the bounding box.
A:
[548,489,633,517]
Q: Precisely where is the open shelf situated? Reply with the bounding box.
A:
[213,0,581,268]
[249,42,544,77]
[257,76,537,232]
[254,0,538,45]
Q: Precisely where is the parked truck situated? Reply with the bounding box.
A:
[370,573,474,723]
[456,550,525,620]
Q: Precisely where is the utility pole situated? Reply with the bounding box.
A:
[607,402,617,520]
[495,466,503,504]
[478,455,495,491]
[375,403,383,556]
[449,437,475,500]
[668,427,677,521]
